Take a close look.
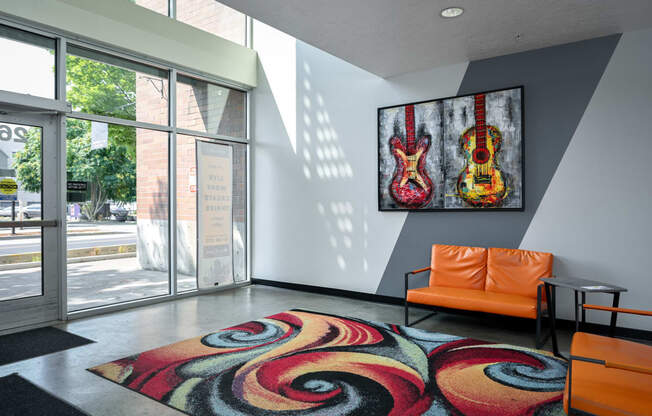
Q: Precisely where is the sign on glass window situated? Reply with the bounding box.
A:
[196,141,233,289]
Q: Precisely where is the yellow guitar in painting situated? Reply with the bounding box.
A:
[457,94,507,207]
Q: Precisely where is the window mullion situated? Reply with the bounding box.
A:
[169,0,177,19]
[169,68,178,296]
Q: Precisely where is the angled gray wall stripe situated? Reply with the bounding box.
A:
[376,34,621,297]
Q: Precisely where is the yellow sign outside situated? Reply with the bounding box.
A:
[0,178,18,195]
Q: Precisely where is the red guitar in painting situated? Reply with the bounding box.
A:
[457,94,507,207]
[389,105,434,209]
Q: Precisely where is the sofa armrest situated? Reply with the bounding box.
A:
[408,266,431,275]
[582,304,652,336]
[571,353,652,375]
[404,267,430,300]
[605,360,652,375]
[583,304,652,317]
[570,353,652,375]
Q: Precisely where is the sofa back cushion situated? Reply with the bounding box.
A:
[486,247,553,298]
[430,244,487,290]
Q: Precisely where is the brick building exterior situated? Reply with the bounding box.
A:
[176,0,246,45]
[135,0,247,281]
[135,0,245,45]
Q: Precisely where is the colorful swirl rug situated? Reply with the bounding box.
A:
[89,310,567,415]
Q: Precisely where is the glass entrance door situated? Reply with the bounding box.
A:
[0,111,61,331]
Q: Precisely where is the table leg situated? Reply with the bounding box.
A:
[581,292,586,328]
[544,283,561,358]
[574,290,579,333]
[609,292,621,337]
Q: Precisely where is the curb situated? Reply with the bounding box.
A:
[0,244,136,266]
[0,231,133,241]
[0,252,137,271]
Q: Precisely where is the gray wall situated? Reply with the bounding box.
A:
[520,28,652,330]
[377,35,620,297]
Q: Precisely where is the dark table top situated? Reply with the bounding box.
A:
[540,277,627,293]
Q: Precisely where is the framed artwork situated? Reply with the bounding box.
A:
[378,86,524,211]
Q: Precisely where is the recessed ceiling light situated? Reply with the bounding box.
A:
[440,7,464,18]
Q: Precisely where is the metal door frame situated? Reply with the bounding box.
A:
[0,109,64,332]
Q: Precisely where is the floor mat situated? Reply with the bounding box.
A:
[0,326,93,366]
[89,309,567,415]
[0,373,89,415]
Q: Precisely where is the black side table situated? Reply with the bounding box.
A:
[539,277,627,359]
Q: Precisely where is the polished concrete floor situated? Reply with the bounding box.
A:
[0,284,572,415]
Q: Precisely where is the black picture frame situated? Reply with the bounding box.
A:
[377,85,525,212]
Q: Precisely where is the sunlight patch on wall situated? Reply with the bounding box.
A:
[254,20,297,153]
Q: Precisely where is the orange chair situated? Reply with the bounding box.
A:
[565,304,652,415]
[404,244,554,347]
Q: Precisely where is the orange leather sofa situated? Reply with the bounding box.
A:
[404,244,553,347]
[565,304,652,416]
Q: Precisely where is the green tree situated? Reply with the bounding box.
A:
[66,55,137,158]
[12,128,41,193]
[13,55,138,220]
[13,120,136,220]
[66,119,136,220]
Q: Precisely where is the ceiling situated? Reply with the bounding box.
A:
[219,0,652,78]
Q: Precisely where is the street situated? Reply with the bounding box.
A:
[0,232,136,255]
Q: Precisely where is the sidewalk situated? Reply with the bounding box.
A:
[0,221,137,239]
[0,257,197,309]
[0,245,137,269]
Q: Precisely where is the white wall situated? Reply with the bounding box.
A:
[0,0,257,87]
[252,21,466,293]
[253,21,652,331]
[521,28,652,330]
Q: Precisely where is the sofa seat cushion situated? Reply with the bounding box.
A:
[486,247,553,299]
[564,332,652,416]
[406,286,538,319]
[430,244,487,290]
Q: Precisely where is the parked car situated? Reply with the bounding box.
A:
[23,204,41,219]
[110,205,128,221]
[0,205,15,218]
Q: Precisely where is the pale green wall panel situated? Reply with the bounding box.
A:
[0,0,257,88]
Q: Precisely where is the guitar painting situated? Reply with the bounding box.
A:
[378,86,522,211]
[457,94,508,207]
[388,104,434,209]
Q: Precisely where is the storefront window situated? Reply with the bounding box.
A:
[66,119,170,311]
[0,25,55,99]
[176,136,246,292]
[67,46,169,126]
[1,18,249,315]
[177,74,246,139]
